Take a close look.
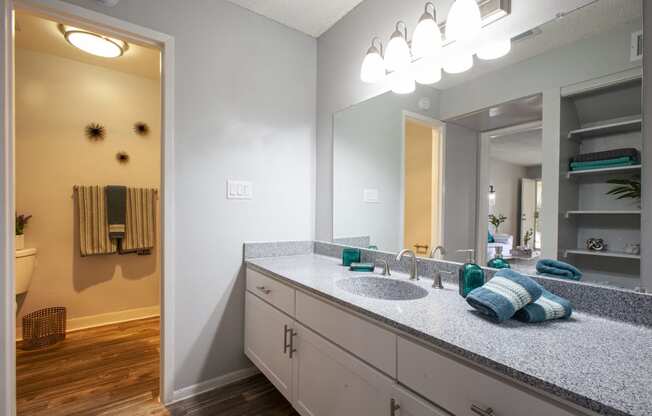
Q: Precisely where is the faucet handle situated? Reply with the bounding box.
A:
[375,259,391,276]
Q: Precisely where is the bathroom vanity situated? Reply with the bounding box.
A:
[244,252,651,416]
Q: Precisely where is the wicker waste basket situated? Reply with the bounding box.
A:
[22,307,66,350]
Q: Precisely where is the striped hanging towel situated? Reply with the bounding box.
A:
[121,187,157,255]
[74,185,118,256]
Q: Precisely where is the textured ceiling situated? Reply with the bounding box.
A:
[490,129,543,167]
[15,12,160,80]
[225,0,364,37]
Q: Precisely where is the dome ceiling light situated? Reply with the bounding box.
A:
[59,24,128,58]
[359,0,512,93]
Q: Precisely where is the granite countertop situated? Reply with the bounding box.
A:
[246,254,652,416]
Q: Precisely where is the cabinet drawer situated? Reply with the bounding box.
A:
[246,267,295,316]
[295,291,396,377]
[397,337,576,416]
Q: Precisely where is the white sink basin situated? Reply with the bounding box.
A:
[336,276,428,300]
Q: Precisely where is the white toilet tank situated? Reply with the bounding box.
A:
[15,248,37,295]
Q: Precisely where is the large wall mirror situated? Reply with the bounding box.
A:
[333,0,645,291]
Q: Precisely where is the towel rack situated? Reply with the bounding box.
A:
[72,186,159,199]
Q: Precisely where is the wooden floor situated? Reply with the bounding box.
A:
[17,317,298,416]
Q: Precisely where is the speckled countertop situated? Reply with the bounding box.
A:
[246,254,652,416]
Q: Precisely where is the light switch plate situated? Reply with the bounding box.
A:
[227,180,253,199]
[363,188,379,203]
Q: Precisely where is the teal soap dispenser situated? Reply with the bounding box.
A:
[457,249,485,298]
[487,246,511,269]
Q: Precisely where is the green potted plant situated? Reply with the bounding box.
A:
[488,213,507,234]
[523,228,534,248]
[16,214,32,250]
[606,175,641,207]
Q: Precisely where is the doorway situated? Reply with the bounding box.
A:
[1,1,175,414]
[402,113,444,257]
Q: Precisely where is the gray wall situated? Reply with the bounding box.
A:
[60,0,317,392]
[333,87,440,252]
[643,1,651,291]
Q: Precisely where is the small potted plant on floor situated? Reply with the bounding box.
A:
[16,214,32,250]
[488,213,507,234]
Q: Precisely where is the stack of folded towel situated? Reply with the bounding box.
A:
[536,259,582,281]
[466,269,573,323]
[569,148,639,172]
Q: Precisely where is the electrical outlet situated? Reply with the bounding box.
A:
[227,180,253,200]
[363,188,379,203]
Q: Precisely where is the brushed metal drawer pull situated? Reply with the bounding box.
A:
[283,325,291,354]
[256,286,272,295]
[471,404,495,416]
[390,398,400,416]
[289,329,298,359]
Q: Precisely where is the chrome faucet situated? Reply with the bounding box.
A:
[375,259,391,276]
[430,245,446,259]
[396,249,419,281]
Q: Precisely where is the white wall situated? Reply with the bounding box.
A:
[643,1,652,291]
[15,48,161,330]
[59,0,317,393]
[333,87,440,252]
[489,159,526,239]
[316,0,596,242]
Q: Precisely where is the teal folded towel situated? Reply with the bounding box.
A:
[488,231,495,243]
[514,289,573,322]
[570,156,634,168]
[536,259,582,281]
[466,269,544,323]
[571,161,635,171]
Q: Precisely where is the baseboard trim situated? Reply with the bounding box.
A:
[170,366,260,404]
[16,305,160,341]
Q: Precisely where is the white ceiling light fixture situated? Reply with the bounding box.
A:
[412,2,442,59]
[445,0,482,42]
[384,21,411,73]
[360,37,386,83]
[477,38,511,60]
[59,24,128,58]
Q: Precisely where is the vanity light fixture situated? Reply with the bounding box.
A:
[360,37,386,83]
[488,185,496,204]
[389,70,416,94]
[445,0,482,42]
[477,38,512,60]
[384,21,411,73]
[411,2,443,85]
[443,52,473,74]
[59,24,127,58]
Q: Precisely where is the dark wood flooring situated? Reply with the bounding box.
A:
[16,317,298,416]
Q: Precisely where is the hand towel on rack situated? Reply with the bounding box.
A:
[120,187,157,255]
[74,185,117,256]
[106,185,127,240]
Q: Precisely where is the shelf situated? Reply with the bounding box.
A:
[565,210,641,218]
[567,118,642,140]
[565,164,642,179]
[564,249,640,260]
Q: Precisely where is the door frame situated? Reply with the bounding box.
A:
[0,1,176,414]
[476,121,542,265]
[400,111,446,255]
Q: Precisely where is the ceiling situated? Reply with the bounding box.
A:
[225,0,364,37]
[15,12,160,80]
[490,129,543,167]
[448,94,542,132]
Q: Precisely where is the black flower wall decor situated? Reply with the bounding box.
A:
[133,121,150,137]
[85,123,106,141]
[116,151,130,164]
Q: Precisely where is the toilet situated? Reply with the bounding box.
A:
[15,248,37,312]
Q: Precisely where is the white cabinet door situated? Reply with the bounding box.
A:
[292,322,394,416]
[391,385,451,416]
[245,291,293,402]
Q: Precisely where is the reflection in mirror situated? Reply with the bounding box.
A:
[333,0,644,291]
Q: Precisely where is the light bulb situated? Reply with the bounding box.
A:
[412,4,442,59]
[445,0,482,43]
[65,31,125,58]
[385,24,411,72]
[360,45,385,83]
[389,71,416,94]
[477,38,511,60]
[412,56,442,85]
[443,53,473,74]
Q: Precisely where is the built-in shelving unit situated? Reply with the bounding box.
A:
[567,117,642,140]
[564,210,641,218]
[564,249,640,260]
[558,77,642,286]
[565,164,641,179]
